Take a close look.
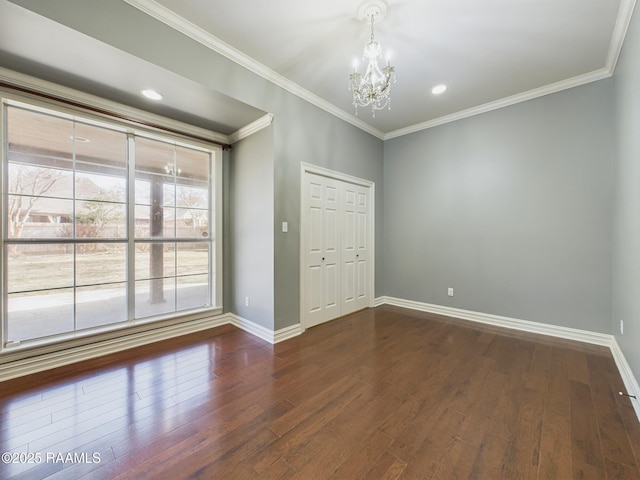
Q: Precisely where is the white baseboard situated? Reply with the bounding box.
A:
[377,296,613,345]
[0,314,230,382]
[228,314,275,343]
[229,314,303,344]
[609,339,640,422]
[375,296,640,423]
[274,323,305,343]
[0,313,303,382]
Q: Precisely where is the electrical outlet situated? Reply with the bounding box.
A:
[620,320,624,335]
[447,287,454,297]
[245,296,250,307]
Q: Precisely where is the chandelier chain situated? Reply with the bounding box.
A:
[370,14,375,43]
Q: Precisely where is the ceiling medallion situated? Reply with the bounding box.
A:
[349,0,396,117]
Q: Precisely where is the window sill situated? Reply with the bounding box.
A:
[0,307,225,380]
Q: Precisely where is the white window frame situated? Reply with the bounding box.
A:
[0,92,223,353]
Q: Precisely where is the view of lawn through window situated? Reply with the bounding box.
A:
[3,103,216,345]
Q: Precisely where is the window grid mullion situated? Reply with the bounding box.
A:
[1,103,8,347]
[127,134,136,322]
[72,120,78,333]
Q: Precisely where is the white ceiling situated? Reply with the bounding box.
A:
[131,0,633,137]
[0,0,636,140]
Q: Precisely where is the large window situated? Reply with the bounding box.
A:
[2,100,221,347]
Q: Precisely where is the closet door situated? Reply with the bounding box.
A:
[304,173,340,328]
[302,167,373,329]
[341,182,370,315]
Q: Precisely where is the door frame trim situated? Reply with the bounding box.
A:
[300,163,375,331]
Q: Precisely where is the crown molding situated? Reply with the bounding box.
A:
[122,0,385,140]
[124,0,635,142]
[607,0,637,71]
[384,68,612,140]
[229,113,274,143]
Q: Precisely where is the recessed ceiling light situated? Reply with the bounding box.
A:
[70,135,90,143]
[431,84,447,95]
[141,89,163,100]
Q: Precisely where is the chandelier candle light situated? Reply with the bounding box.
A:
[349,0,396,116]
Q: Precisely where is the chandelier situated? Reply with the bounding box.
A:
[349,1,396,117]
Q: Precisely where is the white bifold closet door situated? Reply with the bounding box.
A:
[303,170,371,329]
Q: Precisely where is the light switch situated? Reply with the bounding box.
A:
[282,221,288,233]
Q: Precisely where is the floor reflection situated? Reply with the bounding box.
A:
[0,340,217,479]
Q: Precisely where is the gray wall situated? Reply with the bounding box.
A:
[10,0,384,331]
[383,80,614,333]
[229,126,275,329]
[271,100,383,329]
[613,4,640,384]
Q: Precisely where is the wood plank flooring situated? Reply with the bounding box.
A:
[1,305,639,479]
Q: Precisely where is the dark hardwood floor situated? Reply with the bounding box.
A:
[1,305,639,479]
